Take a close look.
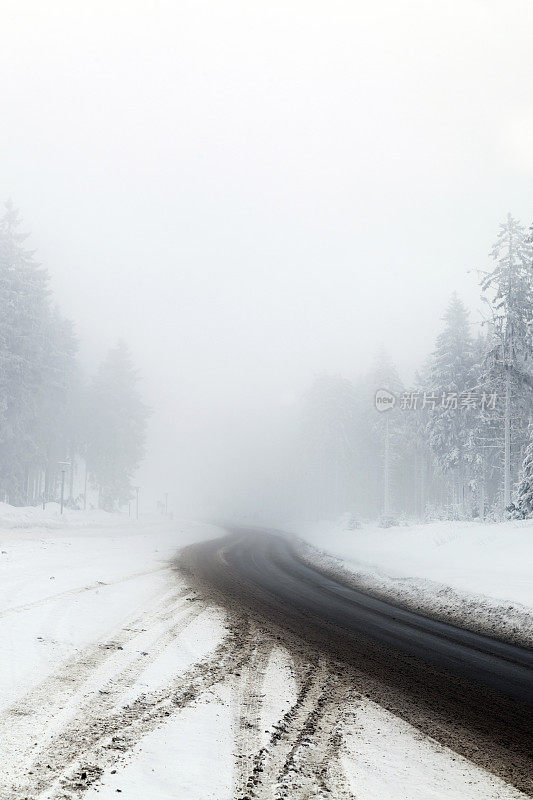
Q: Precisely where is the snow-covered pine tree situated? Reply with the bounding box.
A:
[86,341,149,511]
[0,201,51,502]
[480,214,533,511]
[517,222,533,518]
[424,293,476,516]
[0,202,82,505]
[467,330,497,518]
[516,434,533,518]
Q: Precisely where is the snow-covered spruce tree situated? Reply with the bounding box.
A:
[480,214,533,511]
[467,330,498,518]
[0,203,61,501]
[515,223,533,519]
[424,293,476,516]
[0,201,46,500]
[85,341,149,511]
[516,435,533,518]
[0,202,81,505]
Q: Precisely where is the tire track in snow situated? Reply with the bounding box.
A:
[234,653,355,800]
[275,665,355,800]
[232,629,275,798]
[0,566,171,618]
[3,616,255,800]
[0,584,202,790]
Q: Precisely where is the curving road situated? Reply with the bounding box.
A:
[181,526,533,793]
[210,528,533,702]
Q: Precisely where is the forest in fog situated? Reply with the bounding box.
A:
[1,202,532,524]
[0,201,149,510]
[246,214,533,525]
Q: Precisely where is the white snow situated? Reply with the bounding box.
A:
[342,699,525,800]
[85,682,236,800]
[1,507,529,799]
[296,518,533,642]
[0,508,222,708]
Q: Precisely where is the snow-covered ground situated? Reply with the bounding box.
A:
[296,518,533,646]
[0,507,528,799]
[0,507,222,711]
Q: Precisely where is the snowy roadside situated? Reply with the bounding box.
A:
[0,501,137,530]
[0,509,223,709]
[293,518,533,647]
[0,509,529,800]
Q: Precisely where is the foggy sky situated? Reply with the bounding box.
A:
[1,1,532,513]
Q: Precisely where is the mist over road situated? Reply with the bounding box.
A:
[181,527,533,794]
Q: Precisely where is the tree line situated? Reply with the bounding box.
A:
[286,214,533,522]
[0,201,149,510]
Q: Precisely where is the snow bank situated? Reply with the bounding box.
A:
[295,519,533,647]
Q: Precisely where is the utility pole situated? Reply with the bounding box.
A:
[58,461,70,514]
[420,453,425,520]
[83,462,88,511]
[504,369,511,508]
[479,458,486,519]
[414,446,419,519]
[383,416,390,516]
[134,486,140,520]
[502,309,512,510]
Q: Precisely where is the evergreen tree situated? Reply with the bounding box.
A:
[468,330,498,517]
[0,201,52,502]
[86,341,149,511]
[509,219,533,519]
[482,214,533,373]
[480,215,533,509]
[424,293,476,513]
[0,201,151,510]
[516,434,533,518]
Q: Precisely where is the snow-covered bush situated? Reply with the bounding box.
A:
[378,514,399,528]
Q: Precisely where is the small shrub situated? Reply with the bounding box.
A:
[378,514,399,528]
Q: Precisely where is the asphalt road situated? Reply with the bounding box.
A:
[215,528,533,703]
[181,527,533,794]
